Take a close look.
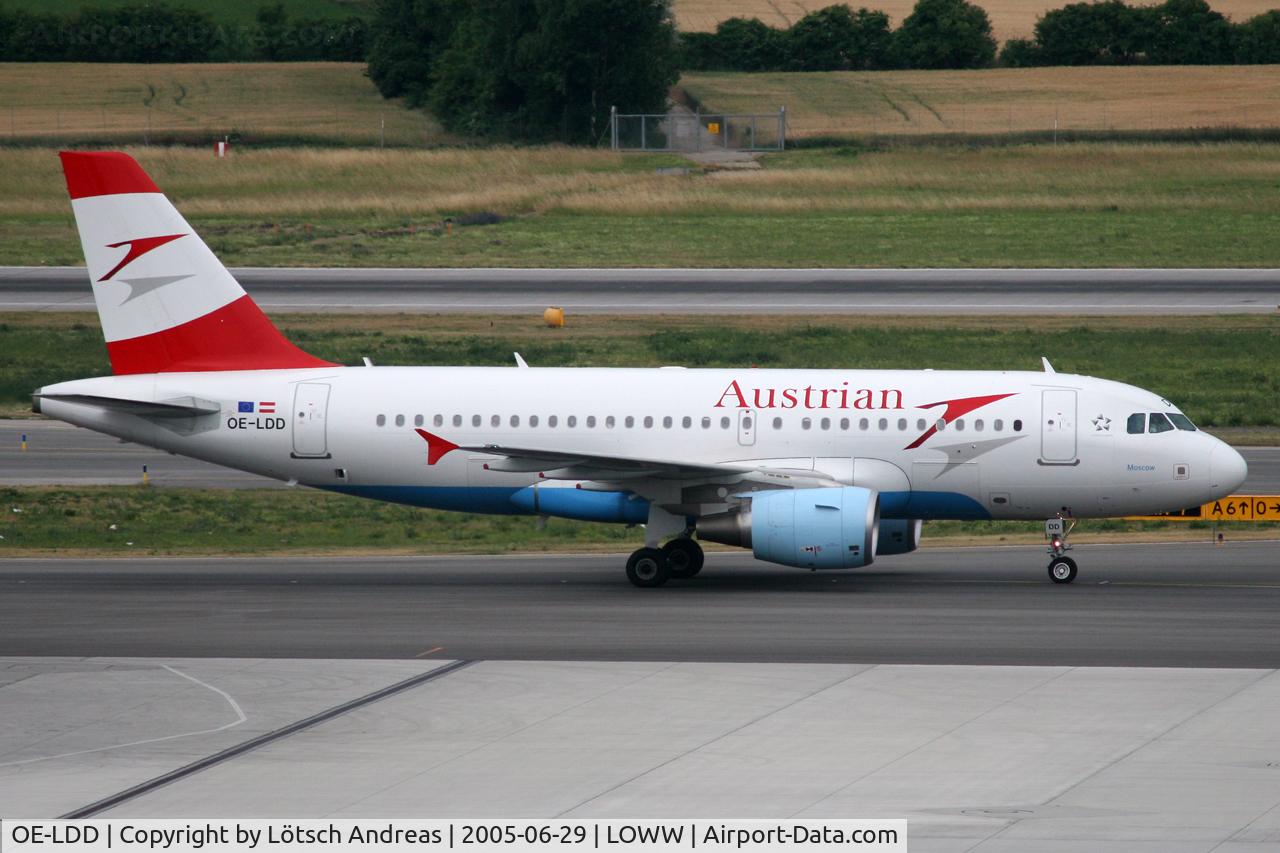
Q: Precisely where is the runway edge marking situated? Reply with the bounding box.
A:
[59,659,476,819]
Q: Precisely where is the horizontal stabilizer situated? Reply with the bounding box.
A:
[33,392,220,418]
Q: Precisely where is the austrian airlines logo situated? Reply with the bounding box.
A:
[98,233,186,281]
[904,393,1016,450]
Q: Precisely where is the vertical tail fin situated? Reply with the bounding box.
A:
[59,151,335,375]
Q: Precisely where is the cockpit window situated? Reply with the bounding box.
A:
[1148,412,1175,433]
[1168,413,1197,431]
[1126,413,1145,434]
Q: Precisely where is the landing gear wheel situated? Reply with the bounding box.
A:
[1048,557,1078,584]
[626,547,670,588]
[662,538,704,579]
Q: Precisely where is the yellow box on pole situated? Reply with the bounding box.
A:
[1125,495,1280,522]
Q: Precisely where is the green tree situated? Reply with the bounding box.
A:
[786,5,891,70]
[1149,0,1234,64]
[711,17,787,71]
[367,0,461,104]
[893,0,996,69]
[1236,10,1280,63]
[1033,0,1154,65]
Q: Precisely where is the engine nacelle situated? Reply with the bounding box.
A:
[698,486,880,570]
[876,519,922,555]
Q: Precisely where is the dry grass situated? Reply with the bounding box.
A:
[4,142,1278,220]
[673,0,1274,43]
[682,66,1280,138]
[0,62,450,146]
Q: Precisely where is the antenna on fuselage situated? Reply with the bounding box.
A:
[514,352,529,368]
[1041,357,1056,374]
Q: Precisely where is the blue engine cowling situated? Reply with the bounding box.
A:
[698,486,880,570]
[876,519,922,555]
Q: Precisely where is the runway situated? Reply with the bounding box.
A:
[3,266,1279,314]
[3,542,1279,667]
[3,419,1277,492]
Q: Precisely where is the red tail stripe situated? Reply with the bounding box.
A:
[105,295,336,374]
[60,151,161,199]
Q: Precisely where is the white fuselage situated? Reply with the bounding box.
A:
[38,365,1245,522]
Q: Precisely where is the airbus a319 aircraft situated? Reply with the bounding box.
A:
[36,152,1248,586]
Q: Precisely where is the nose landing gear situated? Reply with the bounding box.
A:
[1045,515,1077,584]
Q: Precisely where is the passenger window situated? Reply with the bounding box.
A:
[548,415,558,428]
[954,419,964,432]
[569,415,578,427]
[802,417,812,430]
[434,414,443,427]
[644,416,654,428]
[491,415,500,427]
[1013,419,1022,431]
[452,415,462,427]
[605,416,615,428]
[1149,413,1174,433]
[471,414,481,427]
[917,418,926,430]
[376,414,386,427]
[1168,413,1197,431]
[510,415,520,427]
[878,418,888,430]
[702,417,712,429]
[743,416,753,430]
[662,416,673,429]
[415,415,424,427]
[860,418,869,431]
[994,419,1003,431]
[682,416,692,428]
[720,417,731,429]
[974,419,983,432]
[840,418,849,430]
[625,416,634,428]
[587,415,596,428]
[1127,413,1145,434]
[530,415,540,427]
[821,418,831,430]
[395,414,405,427]
[897,418,908,431]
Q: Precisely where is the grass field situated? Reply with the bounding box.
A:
[672,0,1273,43]
[5,313,1277,428]
[2,485,1273,557]
[0,62,449,147]
[681,67,1280,139]
[5,142,1280,267]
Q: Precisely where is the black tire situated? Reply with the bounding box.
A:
[626,547,670,588]
[1048,556,1078,584]
[663,538,705,579]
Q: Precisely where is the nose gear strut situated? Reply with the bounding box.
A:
[1045,513,1078,584]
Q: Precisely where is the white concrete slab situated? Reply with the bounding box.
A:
[0,657,443,816]
[4,659,1280,853]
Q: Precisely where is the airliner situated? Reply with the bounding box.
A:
[34,152,1248,586]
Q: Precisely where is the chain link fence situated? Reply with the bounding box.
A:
[610,106,786,152]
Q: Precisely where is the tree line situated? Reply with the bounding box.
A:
[687,0,1280,70]
[0,3,367,62]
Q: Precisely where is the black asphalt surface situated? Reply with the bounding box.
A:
[3,266,1279,313]
[2,543,1278,667]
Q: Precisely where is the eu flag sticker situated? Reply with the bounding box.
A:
[238,401,255,413]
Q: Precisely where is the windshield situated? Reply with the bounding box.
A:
[1148,413,1175,433]
[1168,413,1197,431]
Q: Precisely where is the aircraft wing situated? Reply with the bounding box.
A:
[459,441,756,481]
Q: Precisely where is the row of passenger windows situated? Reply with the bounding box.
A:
[1127,412,1197,434]
[375,412,1024,433]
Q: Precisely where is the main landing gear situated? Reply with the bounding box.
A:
[1045,514,1078,584]
[625,537,704,588]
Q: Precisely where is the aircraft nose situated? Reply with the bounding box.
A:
[1209,443,1248,497]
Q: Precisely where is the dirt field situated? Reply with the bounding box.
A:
[681,66,1280,137]
[0,62,450,146]
[673,0,1273,43]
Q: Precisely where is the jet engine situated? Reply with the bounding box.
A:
[876,519,922,555]
[697,486,879,569]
